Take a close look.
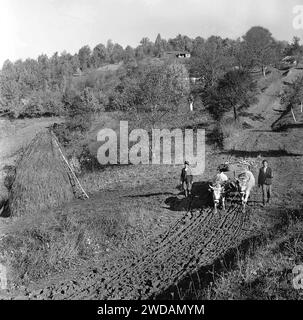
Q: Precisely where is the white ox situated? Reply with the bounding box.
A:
[209,183,226,214]
[236,170,255,209]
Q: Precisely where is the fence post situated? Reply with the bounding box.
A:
[291,107,297,123]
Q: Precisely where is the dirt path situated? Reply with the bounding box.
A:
[1,70,302,299]
[226,70,303,208]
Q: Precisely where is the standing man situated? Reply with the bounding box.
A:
[258,160,273,206]
[180,161,193,197]
[213,165,229,186]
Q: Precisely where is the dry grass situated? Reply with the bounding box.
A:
[0,203,130,285]
[211,118,243,150]
[8,130,76,217]
[0,196,168,286]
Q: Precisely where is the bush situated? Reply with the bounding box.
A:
[2,89,65,118]
[108,78,141,111]
[63,88,94,133]
[220,118,242,140]
[208,118,243,149]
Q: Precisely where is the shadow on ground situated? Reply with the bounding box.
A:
[272,123,303,131]
[164,182,213,212]
[222,150,303,157]
[124,192,175,198]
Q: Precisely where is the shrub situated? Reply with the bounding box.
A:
[210,123,224,149]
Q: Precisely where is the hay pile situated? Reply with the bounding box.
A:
[222,156,263,179]
[9,130,78,217]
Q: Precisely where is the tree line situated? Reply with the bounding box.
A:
[0,26,302,121]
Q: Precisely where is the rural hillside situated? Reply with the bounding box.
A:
[0,26,302,300]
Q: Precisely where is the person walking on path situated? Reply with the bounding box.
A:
[258,160,273,206]
[180,161,193,197]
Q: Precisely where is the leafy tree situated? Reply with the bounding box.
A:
[189,36,234,87]
[154,33,165,57]
[123,45,135,61]
[106,39,114,61]
[135,45,145,60]
[23,88,64,117]
[0,60,23,117]
[140,37,154,56]
[191,36,205,57]
[63,85,94,132]
[183,35,193,52]
[207,70,257,121]
[168,34,192,51]
[134,61,190,158]
[110,43,124,63]
[139,61,190,126]
[242,26,279,76]
[281,75,303,113]
[91,43,107,68]
[37,54,51,84]
[123,46,137,71]
[229,39,252,70]
[78,45,92,71]
[58,52,76,79]
[109,77,141,111]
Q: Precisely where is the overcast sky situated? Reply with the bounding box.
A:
[0,0,302,66]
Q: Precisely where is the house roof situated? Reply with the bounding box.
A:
[165,51,190,55]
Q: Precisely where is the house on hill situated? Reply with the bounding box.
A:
[164,51,191,59]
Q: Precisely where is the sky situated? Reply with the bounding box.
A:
[0,0,302,66]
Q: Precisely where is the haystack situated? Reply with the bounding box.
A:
[223,156,263,179]
[9,129,87,217]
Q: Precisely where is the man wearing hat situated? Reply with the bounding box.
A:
[258,159,273,206]
[180,161,193,197]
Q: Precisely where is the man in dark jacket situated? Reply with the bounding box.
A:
[258,160,273,206]
[180,161,193,197]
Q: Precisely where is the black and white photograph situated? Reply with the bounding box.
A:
[0,0,302,314]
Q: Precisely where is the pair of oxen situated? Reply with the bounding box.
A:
[209,170,256,213]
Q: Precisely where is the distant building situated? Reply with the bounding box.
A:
[164,51,191,59]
